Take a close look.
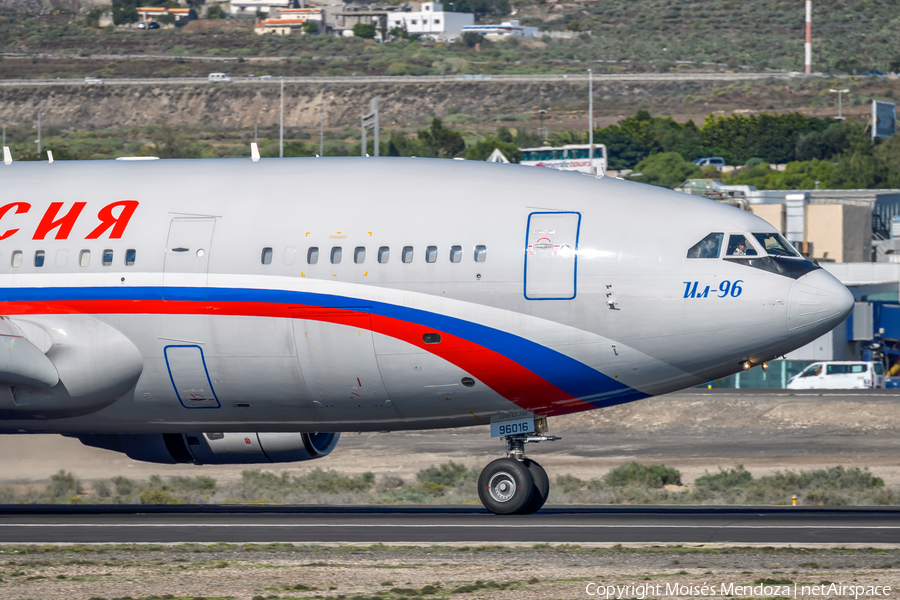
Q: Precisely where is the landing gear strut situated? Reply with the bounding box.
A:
[477,420,558,515]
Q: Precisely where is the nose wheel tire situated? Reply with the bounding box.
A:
[477,457,534,515]
[520,458,550,514]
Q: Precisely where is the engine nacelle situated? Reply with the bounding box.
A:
[77,432,340,465]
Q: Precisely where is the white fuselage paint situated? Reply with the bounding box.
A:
[0,157,852,434]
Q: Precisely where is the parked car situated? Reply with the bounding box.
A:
[786,361,885,389]
[692,157,726,170]
[208,72,232,83]
[84,77,103,85]
[147,22,160,29]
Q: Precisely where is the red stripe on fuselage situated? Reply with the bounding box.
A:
[4,300,596,416]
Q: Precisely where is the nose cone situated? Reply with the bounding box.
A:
[788,268,854,345]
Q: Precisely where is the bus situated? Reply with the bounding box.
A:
[519,144,607,175]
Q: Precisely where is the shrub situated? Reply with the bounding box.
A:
[694,465,753,492]
[603,462,682,488]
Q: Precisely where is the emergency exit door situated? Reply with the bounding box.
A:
[524,211,581,300]
[163,218,216,301]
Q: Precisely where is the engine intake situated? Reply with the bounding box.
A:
[78,432,340,465]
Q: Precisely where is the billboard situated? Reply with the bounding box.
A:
[872,100,897,139]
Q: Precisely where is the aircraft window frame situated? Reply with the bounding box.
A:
[378,246,390,264]
[34,250,45,268]
[354,246,366,264]
[725,234,758,257]
[102,249,114,266]
[425,246,438,263]
[474,245,487,263]
[307,247,319,265]
[401,246,414,264]
[79,250,90,268]
[752,232,802,258]
[330,246,342,264]
[261,247,273,265]
[11,251,22,268]
[450,245,462,263]
[686,232,724,259]
[125,249,136,266]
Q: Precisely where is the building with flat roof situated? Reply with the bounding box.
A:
[461,20,537,38]
[229,0,297,16]
[386,2,473,40]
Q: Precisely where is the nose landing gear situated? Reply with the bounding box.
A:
[477,427,558,515]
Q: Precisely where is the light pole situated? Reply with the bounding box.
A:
[319,101,325,157]
[537,109,547,141]
[35,111,42,157]
[829,88,849,120]
[279,77,284,158]
[588,69,594,174]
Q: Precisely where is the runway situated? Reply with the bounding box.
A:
[1,505,898,545]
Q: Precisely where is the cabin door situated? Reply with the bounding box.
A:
[524,211,581,300]
[163,217,216,301]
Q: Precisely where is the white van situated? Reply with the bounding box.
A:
[207,73,232,83]
[786,361,885,390]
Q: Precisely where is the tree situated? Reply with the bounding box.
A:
[112,0,140,24]
[302,21,319,34]
[629,152,702,189]
[353,23,376,39]
[417,118,465,158]
[461,31,484,49]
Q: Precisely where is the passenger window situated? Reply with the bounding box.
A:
[826,364,850,375]
[34,250,45,268]
[125,249,136,266]
[849,364,866,373]
[330,246,342,264]
[725,234,758,257]
[79,250,90,267]
[752,232,801,258]
[425,246,437,263]
[102,249,113,266]
[687,233,723,259]
[402,246,414,264]
[354,246,366,264]
[474,245,487,263]
[378,246,390,264]
[261,247,273,265]
[423,333,441,344]
[307,247,319,264]
[11,251,22,268]
[450,245,462,263]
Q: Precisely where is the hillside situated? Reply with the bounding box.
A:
[0,0,899,78]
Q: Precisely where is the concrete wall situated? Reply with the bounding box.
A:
[805,204,871,263]
[750,204,784,233]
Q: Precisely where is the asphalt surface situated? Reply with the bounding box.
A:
[1,505,898,545]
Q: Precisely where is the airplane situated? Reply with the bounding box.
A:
[0,153,853,515]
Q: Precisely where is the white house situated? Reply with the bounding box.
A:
[387,2,473,41]
[461,20,538,38]
[229,0,296,16]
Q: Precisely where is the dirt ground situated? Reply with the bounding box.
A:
[0,543,898,600]
[2,389,899,488]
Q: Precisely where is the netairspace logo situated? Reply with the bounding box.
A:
[584,582,893,599]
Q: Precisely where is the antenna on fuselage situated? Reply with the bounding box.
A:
[2,146,10,165]
[250,143,260,162]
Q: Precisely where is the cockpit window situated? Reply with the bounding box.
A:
[726,234,758,257]
[686,233,723,259]
[753,232,802,258]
